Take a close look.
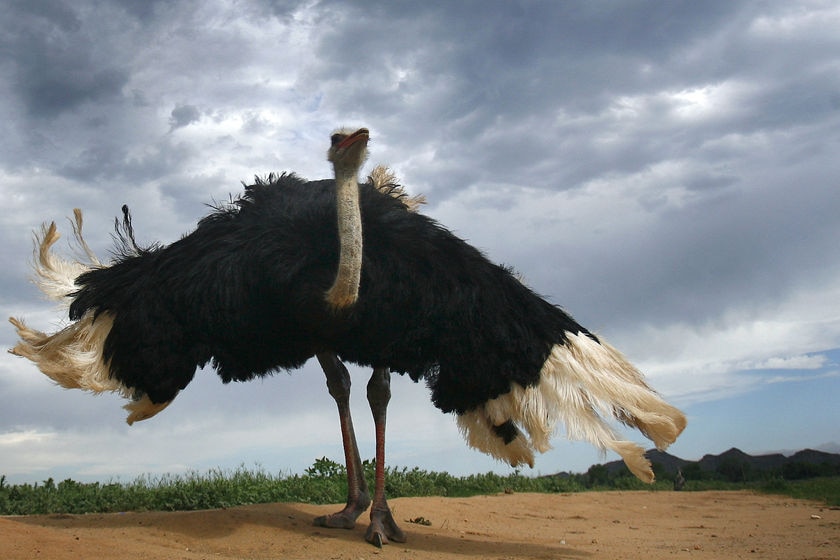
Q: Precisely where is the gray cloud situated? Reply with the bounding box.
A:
[2,4,129,118]
[169,104,202,130]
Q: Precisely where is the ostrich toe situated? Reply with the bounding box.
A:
[365,507,406,547]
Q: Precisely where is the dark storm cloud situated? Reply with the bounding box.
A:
[108,0,171,22]
[2,2,130,118]
[590,171,839,330]
[296,1,759,199]
[19,65,128,119]
[4,0,81,32]
[57,138,196,184]
[169,104,202,130]
[297,0,840,217]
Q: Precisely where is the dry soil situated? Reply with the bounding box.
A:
[1,490,838,559]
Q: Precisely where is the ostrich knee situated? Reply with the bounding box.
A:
[366,367,391,420]
[318,352,352,403]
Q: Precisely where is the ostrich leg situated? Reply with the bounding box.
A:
[313,352,371,528]
[365,367,406,546]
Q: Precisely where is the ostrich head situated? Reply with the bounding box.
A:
[327,127,369,177]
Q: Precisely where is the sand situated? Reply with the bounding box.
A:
[2,490,837,559]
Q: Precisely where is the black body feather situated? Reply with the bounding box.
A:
[69,173,594,413]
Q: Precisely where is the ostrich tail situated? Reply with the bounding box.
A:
[10,211,118,392]
[9,314,174,424]
[9,213,173,424]
[123,394,174,425]
[456,331,686,483]
[556,334,687,451]
[9,312,122,393]
[30,209,101,304]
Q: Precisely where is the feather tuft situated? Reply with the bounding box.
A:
[456,332,686,482]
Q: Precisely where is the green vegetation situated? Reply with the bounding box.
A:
[755,476,840,506]
[0,458,583,516]
[1,457,837,516]
[587,456,840,506]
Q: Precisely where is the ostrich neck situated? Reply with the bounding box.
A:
[325,168,363,309]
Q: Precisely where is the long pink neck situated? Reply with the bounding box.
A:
[325,167,362,309]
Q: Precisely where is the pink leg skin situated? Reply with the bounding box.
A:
[312,353,371,529]
[365,367,406,547]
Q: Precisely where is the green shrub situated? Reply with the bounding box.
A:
[1,460,837,515]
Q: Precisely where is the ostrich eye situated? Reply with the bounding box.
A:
[331,134,344,147]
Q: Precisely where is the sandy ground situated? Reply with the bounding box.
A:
[1,491,838,560]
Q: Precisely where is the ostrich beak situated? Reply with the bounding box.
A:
[338,128,369,150]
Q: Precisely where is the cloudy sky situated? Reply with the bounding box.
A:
[1,0,839,484]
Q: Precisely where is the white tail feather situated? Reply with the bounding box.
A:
[124,395,174,425]
[457,331,686,482]
[8,212,173,424]
[9,312,124,394]
[28,209,102,305]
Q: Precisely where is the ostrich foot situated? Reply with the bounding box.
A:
[313,496,370,529]
[365,507,406,547]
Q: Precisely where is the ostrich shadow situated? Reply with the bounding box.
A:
[17,500,591,558]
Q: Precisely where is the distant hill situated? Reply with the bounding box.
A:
[696,448,787,473]
[815,442,840,454]
[599,447,840,478]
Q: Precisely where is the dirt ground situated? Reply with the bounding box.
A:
[1,491,837,560]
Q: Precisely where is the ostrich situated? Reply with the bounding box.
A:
[9,127,686,546]
[316,127,416,543]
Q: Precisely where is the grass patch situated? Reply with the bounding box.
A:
[0,459,583,516]
[756,477,840,506]
[2,459,838,516]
